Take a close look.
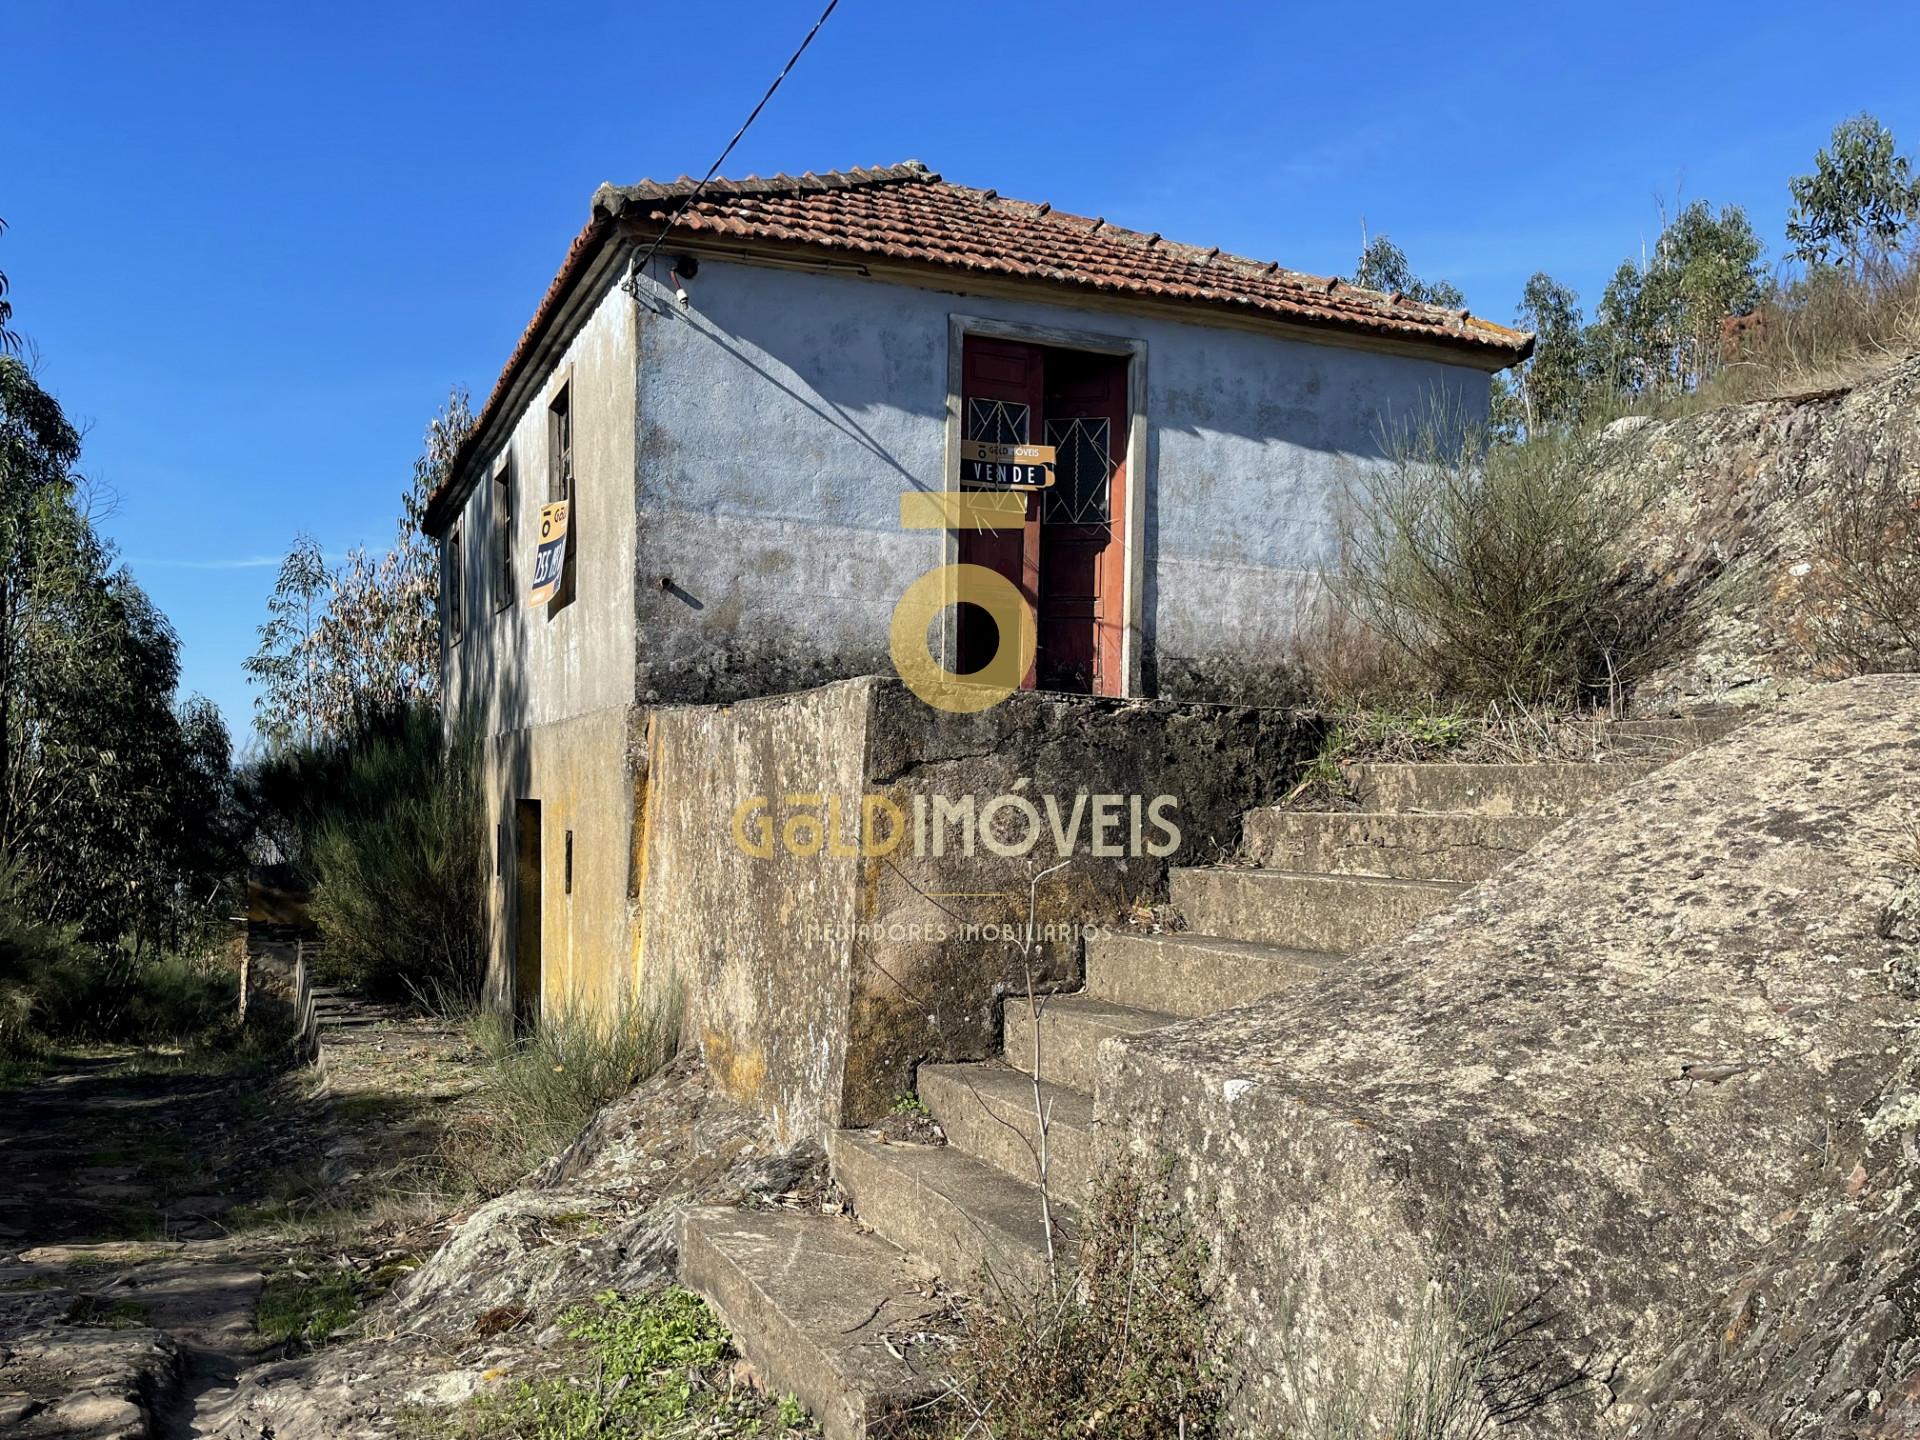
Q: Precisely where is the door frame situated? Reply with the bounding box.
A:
[941,315,1149,698]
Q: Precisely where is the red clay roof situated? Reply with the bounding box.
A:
[430,163,1529,530]
[595,162,1530,357]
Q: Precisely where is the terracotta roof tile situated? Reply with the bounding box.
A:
[429,163,1529,530]
[593,162,1529,359]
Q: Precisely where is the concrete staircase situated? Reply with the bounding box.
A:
[679,715,1739,1438]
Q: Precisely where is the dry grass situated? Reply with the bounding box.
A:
[1713,260,1920,405]
[1804,438,1920,674]
[943,1156,1223,1440]
[437,996,681,1197]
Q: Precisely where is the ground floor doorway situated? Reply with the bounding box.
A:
[512,798,542,1028]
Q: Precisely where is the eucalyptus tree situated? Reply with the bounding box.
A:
[1353,232,1466,309]
[1788,113,1920,277]
[249,387,472,746]
[0,356,241,947]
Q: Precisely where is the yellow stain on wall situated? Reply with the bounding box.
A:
[701,1024,768,1106]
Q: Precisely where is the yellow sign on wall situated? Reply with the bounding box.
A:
[528,501,570,606]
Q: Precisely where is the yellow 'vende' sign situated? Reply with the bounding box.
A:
[528,501,570,605]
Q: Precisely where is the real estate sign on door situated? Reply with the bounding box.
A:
[959,439,1056,490]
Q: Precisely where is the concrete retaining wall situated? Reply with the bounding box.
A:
[636,676,1319,1139]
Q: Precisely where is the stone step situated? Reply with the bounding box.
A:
[918,1062,1098,1203]
[1171,868,1465,953]
[1597,718,1751,760]
[1085,930,1333,1015]
[1001,994,1174,1094]
[679,1208,949,1440]
[1242,810,1561,882]
[1346,761,1658,816]
[827,1130,1071,1300]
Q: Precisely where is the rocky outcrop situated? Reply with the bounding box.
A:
[1104,676,1920,1435]
[1599,353,1920,711]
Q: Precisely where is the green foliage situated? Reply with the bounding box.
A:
[244,535,329,751]
[66,1295,151,1329]
[1354,233,1465,308]
[1498,273,1588,438]
[248,389,472,749]
[0,217,17,354]
[947,1156,1223,1440]
[257,1256,364,1348]
[0,356,243,956]
[439,996,681,1196]
[449,1287,815,1438]
[1487,113,1918,427]
[301,707,486,1002]
[36,946,238,1045]
[1788,113,1920,273]
[0,859,81,1056]
[1335,420,1710,707]
[1591,200,1763,399]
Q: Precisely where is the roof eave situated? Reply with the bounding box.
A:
[614,216,1534,370]
[425,215,620,537]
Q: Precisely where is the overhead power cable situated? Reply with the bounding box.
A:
[627,0,842,290]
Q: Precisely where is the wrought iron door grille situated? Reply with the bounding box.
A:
[965,397,1030,449]
[1043,416,1112,525]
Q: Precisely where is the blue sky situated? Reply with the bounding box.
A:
[6,1,1917,739]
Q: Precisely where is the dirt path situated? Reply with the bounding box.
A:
[0,945,487,1439]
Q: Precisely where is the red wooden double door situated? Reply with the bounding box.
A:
[956,336,1129,696]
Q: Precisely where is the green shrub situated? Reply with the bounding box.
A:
[946,1156,1223,1439]
[305,708,486,1004]
[1335,421,1711,708]
[0,868,78,1058]
[31,942,236,1044]
[0,861,237,1050]
[439,996,681,1196]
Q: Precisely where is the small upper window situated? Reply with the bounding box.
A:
[548,383,572,502]
[493,455,514,609]
[547,382,577,609]
[447,525,464,646]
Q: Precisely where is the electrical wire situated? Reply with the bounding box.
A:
[627,0,842,294]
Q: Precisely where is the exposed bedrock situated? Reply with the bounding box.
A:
[1105,675,1920,1435]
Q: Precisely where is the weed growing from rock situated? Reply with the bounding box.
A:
[1808,439,1919,674]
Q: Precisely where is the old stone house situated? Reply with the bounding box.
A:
[422,161,1530,1031]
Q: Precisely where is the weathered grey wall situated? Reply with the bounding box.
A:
[635,676,1319,1139]
[631,259,1492,705]
[442,269,643,1013]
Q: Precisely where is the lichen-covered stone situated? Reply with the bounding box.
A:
[1594,354,1920,711]
[1104,675,1920,1436]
